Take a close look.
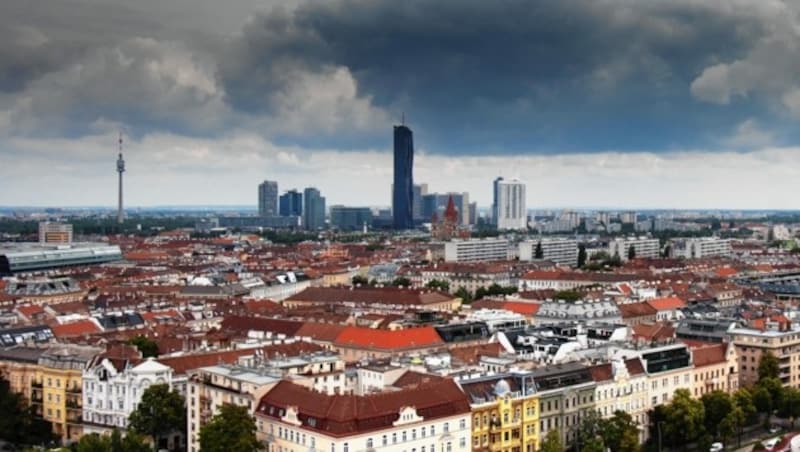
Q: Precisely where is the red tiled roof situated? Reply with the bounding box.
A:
[158,341,323,375]
[334,326,444,351]
[588,363,613,382]
[391,370,446,388]
[646,296,687,311]
[617,301,658,319]
[632,322,675,341]
[449,343,505,365]
[686,341,729,367]
[15,304,45,317]
[51,319,103,338]
[257,379,470,437]
[287,287,455,306]
[295,323,348,342]
[220,315,304,337]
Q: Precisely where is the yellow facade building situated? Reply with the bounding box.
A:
[460,374,540,452]
[32,345,100,443]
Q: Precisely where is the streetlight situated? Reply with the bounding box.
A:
[657,420,665,452]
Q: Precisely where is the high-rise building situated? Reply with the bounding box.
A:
[279,190,303,217]
[495,178,527,230]
[412,183,428,221]
[392,125,414,229]
[330,206,373,231]
[38,222,73,244]
[492,177,503,225]
[303,187,326,231]
[258,180,278,217]
[116,133,125,224]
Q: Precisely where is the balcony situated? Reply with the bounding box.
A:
[66,386,82,394]
[31,381,42,389]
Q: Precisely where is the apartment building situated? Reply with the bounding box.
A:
[459,372,540,452]
[519,238,579,267]
[0,347,46,403]
[255,379,472,452]
[730,326,800,388]
[688,342,739,398]
[32,345,101,442]
[531,363,596,447]
[608,237,660,261]
[444,238,510,263]
[588,357,648,431]
[673,237,733,259]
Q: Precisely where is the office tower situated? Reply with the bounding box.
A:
[279,190,303,217]
[413,183,428,221]
[330,206,373,231]
[38,222,73,244]
[258,180,278,217]
[468,202,478,225]
[495,179,527,230]
[116,133,125,224]
[392,125,414,229]
[492,177,504,226]
[303,187,326,231]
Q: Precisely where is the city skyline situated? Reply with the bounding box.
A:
[2,0,800,209]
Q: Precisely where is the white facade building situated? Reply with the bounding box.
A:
[444,238,510,263]
[674,237,732,259]
[608,237,660,261]
[82,358,174,434]
[519,238,578,266]
[495,179,527,230]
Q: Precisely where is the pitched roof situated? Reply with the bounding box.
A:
[617,301,658,319]
[646,296,687,311]
[391,370,446,388]
[588,363,613,382]
[220,315,304,337]
[157,341,323,375]
[334,326,444,351]
[295,322,348,342]
[686,341,729,368]
[632,322,675,342]
[287,287,454,306]
[256,379,470,437]
[51,319,103,338]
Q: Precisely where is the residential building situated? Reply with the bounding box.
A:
[673,237,733,259]
[688,341,739,398]
[187,365,280,452]
[278,190,303,217]
[284,287,462,312]
[255,379,472,452]
[258,180,279,217]
[0,243,122,275]
[532,363,596,447]
[495,179,527,230]
[588,358,648,441]
[444,238,510,263]
[459,372,540,452]
[33,345,101,442]
[608,237,660,261]
[0,347,46,403]
[393,124,415,230]
[533,300,622,326]
[519,238,578,266]
[617,302,658,327]
[729,326,800,388]
[303,187,326,231]
[519,270,638,292]
[634,343,693,413]
[330,206,373,231]
[82,350,175,439]
[332,326,445,362]
[38,222,73,244]
[620,212,637,224]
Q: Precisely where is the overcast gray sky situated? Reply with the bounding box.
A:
[1,0,800,209]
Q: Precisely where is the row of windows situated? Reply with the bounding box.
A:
[540,394,593,414]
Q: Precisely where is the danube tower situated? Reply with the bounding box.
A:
[116,133,125,224]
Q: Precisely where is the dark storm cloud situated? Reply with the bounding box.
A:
[219,0,779,152]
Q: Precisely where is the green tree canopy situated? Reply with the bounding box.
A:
[663,389,706,447]
[577,244,587,267]
[425,279,450,292]
[199,404,261,452]
[602,410,641,452]
[627,244,636,260]
[0,375,55,447]
[75,429,150,452]
[455,287,473,303]
[540,428,563,452]
[129,336,159,358]
[128,384,186,449]
[534,241,544,259]
[390,277,412,287]
[701,391,734,438]
[351,275,369,286]
[758,352,780,380]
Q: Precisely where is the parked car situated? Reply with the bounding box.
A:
[709,442,724,452]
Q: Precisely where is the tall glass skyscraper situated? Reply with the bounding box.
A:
[258,180,278,217]
[279,190,303,216]
[392,125,414,229]
[303,187,326,231]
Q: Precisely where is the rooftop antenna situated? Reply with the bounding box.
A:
[116,132,126,224]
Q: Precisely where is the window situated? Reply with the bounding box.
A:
[431,426,435,436]
[393,433,397,444]
[421,427,426,437]
[412,429,417,440]
[444,422,449,433]
[382,435,387,446]
[460,419,466,430]
[403,431,407,442]
[367,438,373,449]
[446,442,452,452]
[343,443,349,452]
[460,438,466,448]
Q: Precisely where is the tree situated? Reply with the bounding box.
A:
[128,384,186,451]
[576,410,606,451]
[602,411,640,452]
[758,377,784,413]
[627,244,636,260]
[553,290,582,302]
[390,277,412,287]
[0,375,55,447]
[701,391,733,438]
[733,388,758,426]
[351,275,369,286]
[425,279,450,292]
[534,241,544,259]
[455,286,473,303]
[663,389,705,447]
[577,244,587,267]
[75,430,151,452]
[129,336,159,358]
[540,428,563,452]
[199,404,261,452]
[758,352,780,380]
[779,387,800,428]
